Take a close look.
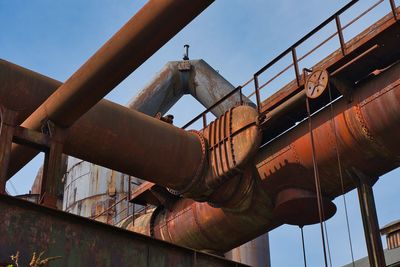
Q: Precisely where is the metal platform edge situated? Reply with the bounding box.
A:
[0,194,247,267]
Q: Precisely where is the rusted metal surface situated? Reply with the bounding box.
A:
[256,62,400,202]
[182,5,400,139]
[145,178,275,253]
[193,106,261,202]
[260,5,400,113]
[0,108,16,193]
[0,59,58,124]
[129,62,400,253]
[273,188,336,226]
[257,6,400,141]
[8,96,205,190]
[0,194,248,267]
[225,235,270,267]
[63,157,134,225]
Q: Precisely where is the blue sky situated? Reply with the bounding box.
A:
[1,1,399,266]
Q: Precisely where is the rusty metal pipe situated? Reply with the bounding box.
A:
[1,61,203,191]
[131,63,400,252]
[21,0,213,131]
[0,59,59,124]
[10,98,204,190]
[256,63,400,201]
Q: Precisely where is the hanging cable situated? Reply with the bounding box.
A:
[305,96,329,267]
[327,83,356,266]
[300,226,307,267]
[323,221,333,267]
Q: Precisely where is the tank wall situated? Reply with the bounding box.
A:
[63,157,139,224]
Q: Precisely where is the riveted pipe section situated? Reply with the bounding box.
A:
[130,63,400,252]
[256,62,400,202]
[131,167,276,253]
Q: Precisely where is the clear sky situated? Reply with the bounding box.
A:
[1,1,399,266]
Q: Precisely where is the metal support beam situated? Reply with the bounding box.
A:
[353,170,386,267]
[39,123,65,209]
[0,108,16,194]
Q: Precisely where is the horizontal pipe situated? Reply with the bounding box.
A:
[21,0,213,131]
[3,60,399,253]
[0,60,59,124]
[256,62,400,200]
[1,61,203,191]
[131,62,400,252]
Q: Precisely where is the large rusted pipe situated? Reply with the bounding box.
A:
[1,60,203,190]
[130,63,400,252]
[0,60,59,124]
[21,0,213,131]
[256,63,400,201]
[10,99,204,190]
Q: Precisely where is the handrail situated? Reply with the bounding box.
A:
[181,0,398,130]
[91,195,128,220]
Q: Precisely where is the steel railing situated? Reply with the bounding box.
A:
[182,0,398,130]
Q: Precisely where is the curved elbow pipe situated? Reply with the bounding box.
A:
[127,59,254,118]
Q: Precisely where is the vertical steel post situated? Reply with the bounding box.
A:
[40,123,65,209]
[389,0,398,20]
[335,15,346,56]
[254,75,261,113]
[355,173,386,267]
[291,47,301,86]
[0,108,16,194]
[202,113,207,128]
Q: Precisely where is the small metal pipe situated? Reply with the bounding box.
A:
[183,44,190,60]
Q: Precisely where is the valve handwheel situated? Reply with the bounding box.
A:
[305,69,329,99]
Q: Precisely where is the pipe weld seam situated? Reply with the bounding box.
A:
[167,129,207,196]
